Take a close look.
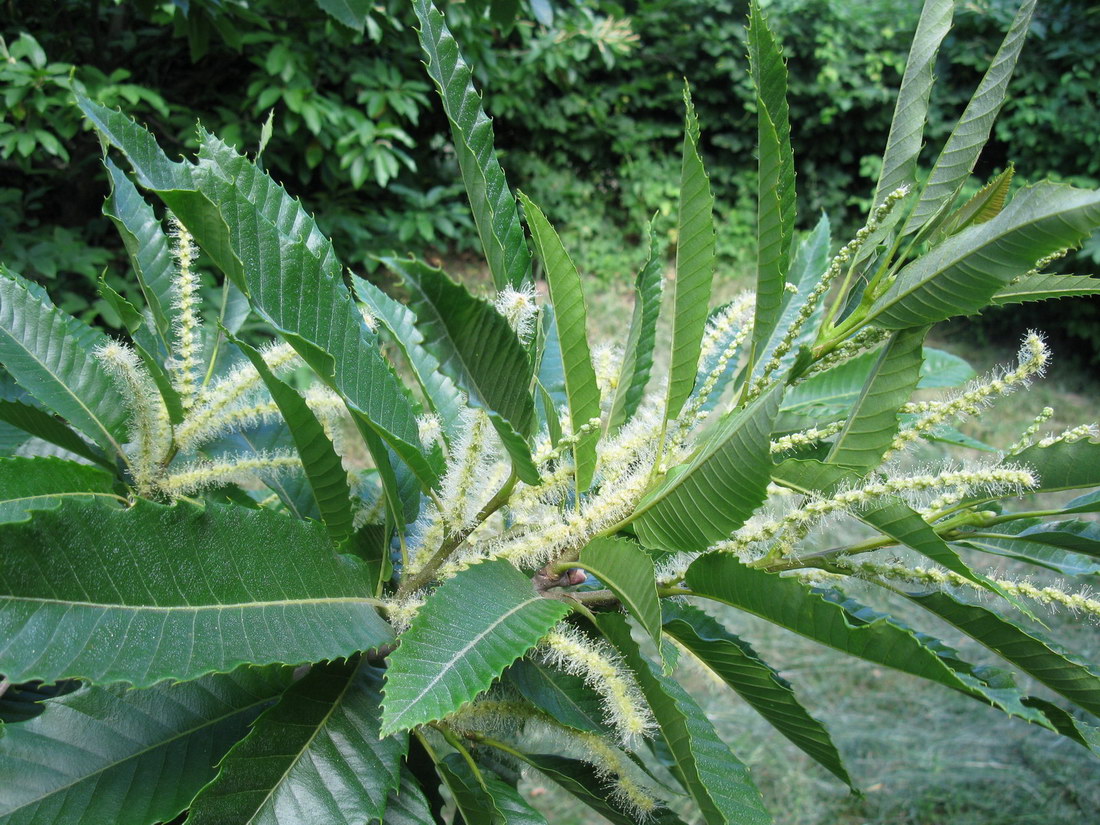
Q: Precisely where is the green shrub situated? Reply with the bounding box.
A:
[3,2,1100,822]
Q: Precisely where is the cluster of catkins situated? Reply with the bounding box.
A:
[95,208,1098,817]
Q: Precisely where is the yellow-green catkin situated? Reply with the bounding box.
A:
[94,341,172,496]
[541,623,655,745]
[1007,406,1055,454]
[747,185,910,399]
[709,466,1035,561]
[161,450,301,496]
[449,699,661,819]
[885,332,1049,460]
[174,342,300,451]
[167,217,203,411]
[842,559,1100,620]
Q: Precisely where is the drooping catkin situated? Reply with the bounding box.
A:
[94,341,171,496]
[540,622,655,745]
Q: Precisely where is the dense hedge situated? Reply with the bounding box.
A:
[2,0,1098,355]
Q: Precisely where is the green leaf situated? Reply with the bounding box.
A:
[439,753,548,825]
[825,326,926,472]
[437,754,496,825]
[78,98,433,492]
[186,658,405,825]
[1015,519,1100,556]
[0,666,292,825]
[992,272,1100,306]
[0,401,112,468]
[873,0,954,206]
[313,0,371,31]
[666,86,716,421]
[393,256,539,484]
[103,158,177,345]
[518,194,601,491]
[867,182,1100,328]
[1012,439,1100,493]
[903,0,1036,234]
[376,769,435,825]
[0,268,128,459]
[578,537,662,647]
[0,498,393,686]
[748,3,795,361]
[381,559,570,735]
[662,603,852,789]
[685,553,988,692]
[599,612,771,825]
[955,525,1100,577]
[234,335,354,544]
[907,590,1100,717]
[608,220,663,431]
[515,752,688,825]
[411,0,530,290]
[96,274,143,334]
[632,384,783,552]
[930,165,1016,244]
[505,659,605,734]
[354,273,466,444]
[0,457,118,524]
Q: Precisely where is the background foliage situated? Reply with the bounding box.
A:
[3,0,1098,334]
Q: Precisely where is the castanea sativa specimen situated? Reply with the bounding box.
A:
[2,0,1100,822]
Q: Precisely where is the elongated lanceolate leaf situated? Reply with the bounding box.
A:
[519,194,601,491]
[378,769,435,825]
[826,326,926,471]
[0,498,393,686]
[906,591,1100,717]
[392,256,539,483]
[684,555,1072,734]
[0,401,111,468]
[354,273,466,443]
[77,99,433,493]
[874,0,954,206]
[234,336,354,544]
[867,182,1100,328]
[608,221,663,431]
[904,0,1036,234]
[0,269,128,459]
[600,613,771,825]
[0,457,118,524]
[578,537,662,646]
[381,559,570,735]
[663,603,853,788]
[955,524,1100,577]
[516,753,688,825]
[103,158,177,345]
[187,658,405,825]
[1012,439,1100,493]
[412,0,530,290]
[666,86,716,421]
[992,272,1100,306]
[686,553,984,691]
[0,666,292,825]
[748,3,795,361]
[633,384,782,552]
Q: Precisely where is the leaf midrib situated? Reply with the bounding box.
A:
[5,596,379,611]
[386,595,545,730]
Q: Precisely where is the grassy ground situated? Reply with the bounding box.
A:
[447,253,1100,823]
